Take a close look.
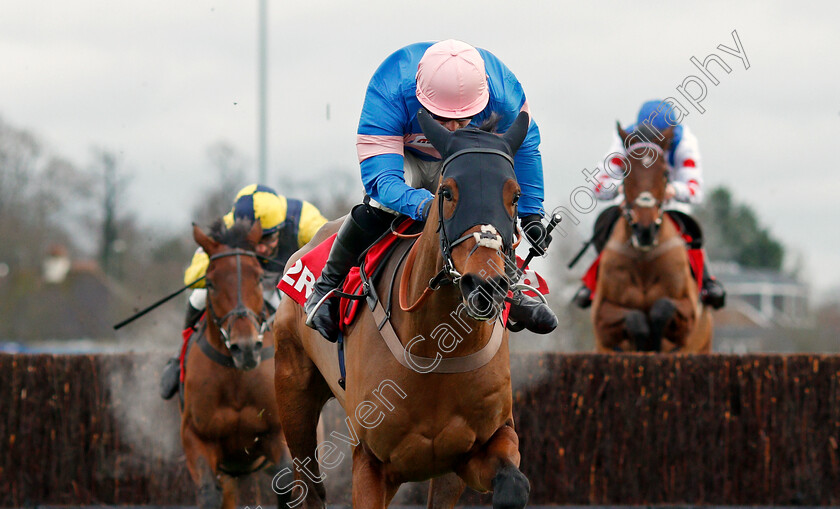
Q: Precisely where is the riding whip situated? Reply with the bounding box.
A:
[113,276,206,330]
[518,213,563,271]
[567,237,594,269]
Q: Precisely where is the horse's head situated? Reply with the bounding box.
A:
[616,122,674,251]
[418,108,529,321]
[193,218,268,371]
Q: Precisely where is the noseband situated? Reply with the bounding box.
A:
[206,249,270,350]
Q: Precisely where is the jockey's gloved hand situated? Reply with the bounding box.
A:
[520,214,551,253]
[420,198,433,221]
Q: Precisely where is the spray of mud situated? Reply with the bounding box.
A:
[103,351,183,468]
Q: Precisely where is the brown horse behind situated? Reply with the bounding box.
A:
[592,124,712,353]
[273,110,535,508]
[181,219,293,508]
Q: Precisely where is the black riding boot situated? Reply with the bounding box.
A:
[572,285,592,309]
[159,302,204,400]
[508,290,558,334]
[700,266,726,309]
[305,204,392,342]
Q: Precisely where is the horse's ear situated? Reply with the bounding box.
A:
[417,108,451,157]
[617,121,629,144]
[246,220,262,248]
[193,223,219,255]
[502,111,530,155]
[660,126,675,150]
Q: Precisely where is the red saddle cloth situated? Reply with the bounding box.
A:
[581,215,704,294]
[278,220,550,333]
[276,220,415,333]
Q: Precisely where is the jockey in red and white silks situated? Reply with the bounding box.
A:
[572,100,726,310]
[593,121,703,215]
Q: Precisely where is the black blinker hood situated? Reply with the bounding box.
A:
[440,148,517,249]
[418,108,531,250]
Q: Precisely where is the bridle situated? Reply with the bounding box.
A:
[399,148,519,312]
[205,249,271,351]
[435,147,518,284]
[621,142,668,251]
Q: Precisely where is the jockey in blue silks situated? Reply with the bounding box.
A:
[303,40,558,342]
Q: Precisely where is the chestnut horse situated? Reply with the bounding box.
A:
[181,219,293,509]
[273,110,535,508]
[592,123,712,352]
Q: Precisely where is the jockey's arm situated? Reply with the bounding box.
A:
[357,70,434,220]
[489,63,544,217]
[510,119,544,217]
[668,128,704,204]
[296,201,329,247]
[183,248,209,288]
[183,248,209,313]
[592,133,626,202]
[360,155,433,220]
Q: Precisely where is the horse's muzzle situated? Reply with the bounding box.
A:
[631,222,659,251]
[460,273,508,321]
[228,339,261,371]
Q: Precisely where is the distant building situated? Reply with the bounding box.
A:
[711,261,811,353]
[0,244,133,341]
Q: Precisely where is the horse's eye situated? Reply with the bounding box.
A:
[512,192,521,205]
[440,187,453,201]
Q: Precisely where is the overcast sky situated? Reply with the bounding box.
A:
[1,1,839,293]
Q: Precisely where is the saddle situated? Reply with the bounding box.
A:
[278,218,422,329]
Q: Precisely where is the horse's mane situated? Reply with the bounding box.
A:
[208,218,257,250]
[478,113,501,133]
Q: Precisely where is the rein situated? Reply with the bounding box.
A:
[397,146,518,313]
[398,239,435,312]
[374,237,505,375]
[205,249,271,352]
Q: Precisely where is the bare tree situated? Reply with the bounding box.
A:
[191,141,249,225]
[90,149,132,278]
[276,167,361,220]
[0,117,95,267]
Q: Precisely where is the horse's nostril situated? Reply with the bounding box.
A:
[228,343,241,353]
[459,274,481,297]
[496,277,510,295]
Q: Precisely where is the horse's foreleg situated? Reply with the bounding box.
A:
[351,442,398,508]
[182,424,223,509]
[428,472,466,508]
[219,474,237,509]
[263,440,295,509]
[595,301,650,351]
[273,341,331,508]
[456,424,529,509]
[650,297,695,349]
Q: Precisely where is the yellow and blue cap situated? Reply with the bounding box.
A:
[223,184,285,236]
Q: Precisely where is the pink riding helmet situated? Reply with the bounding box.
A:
[415,40,489,119]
